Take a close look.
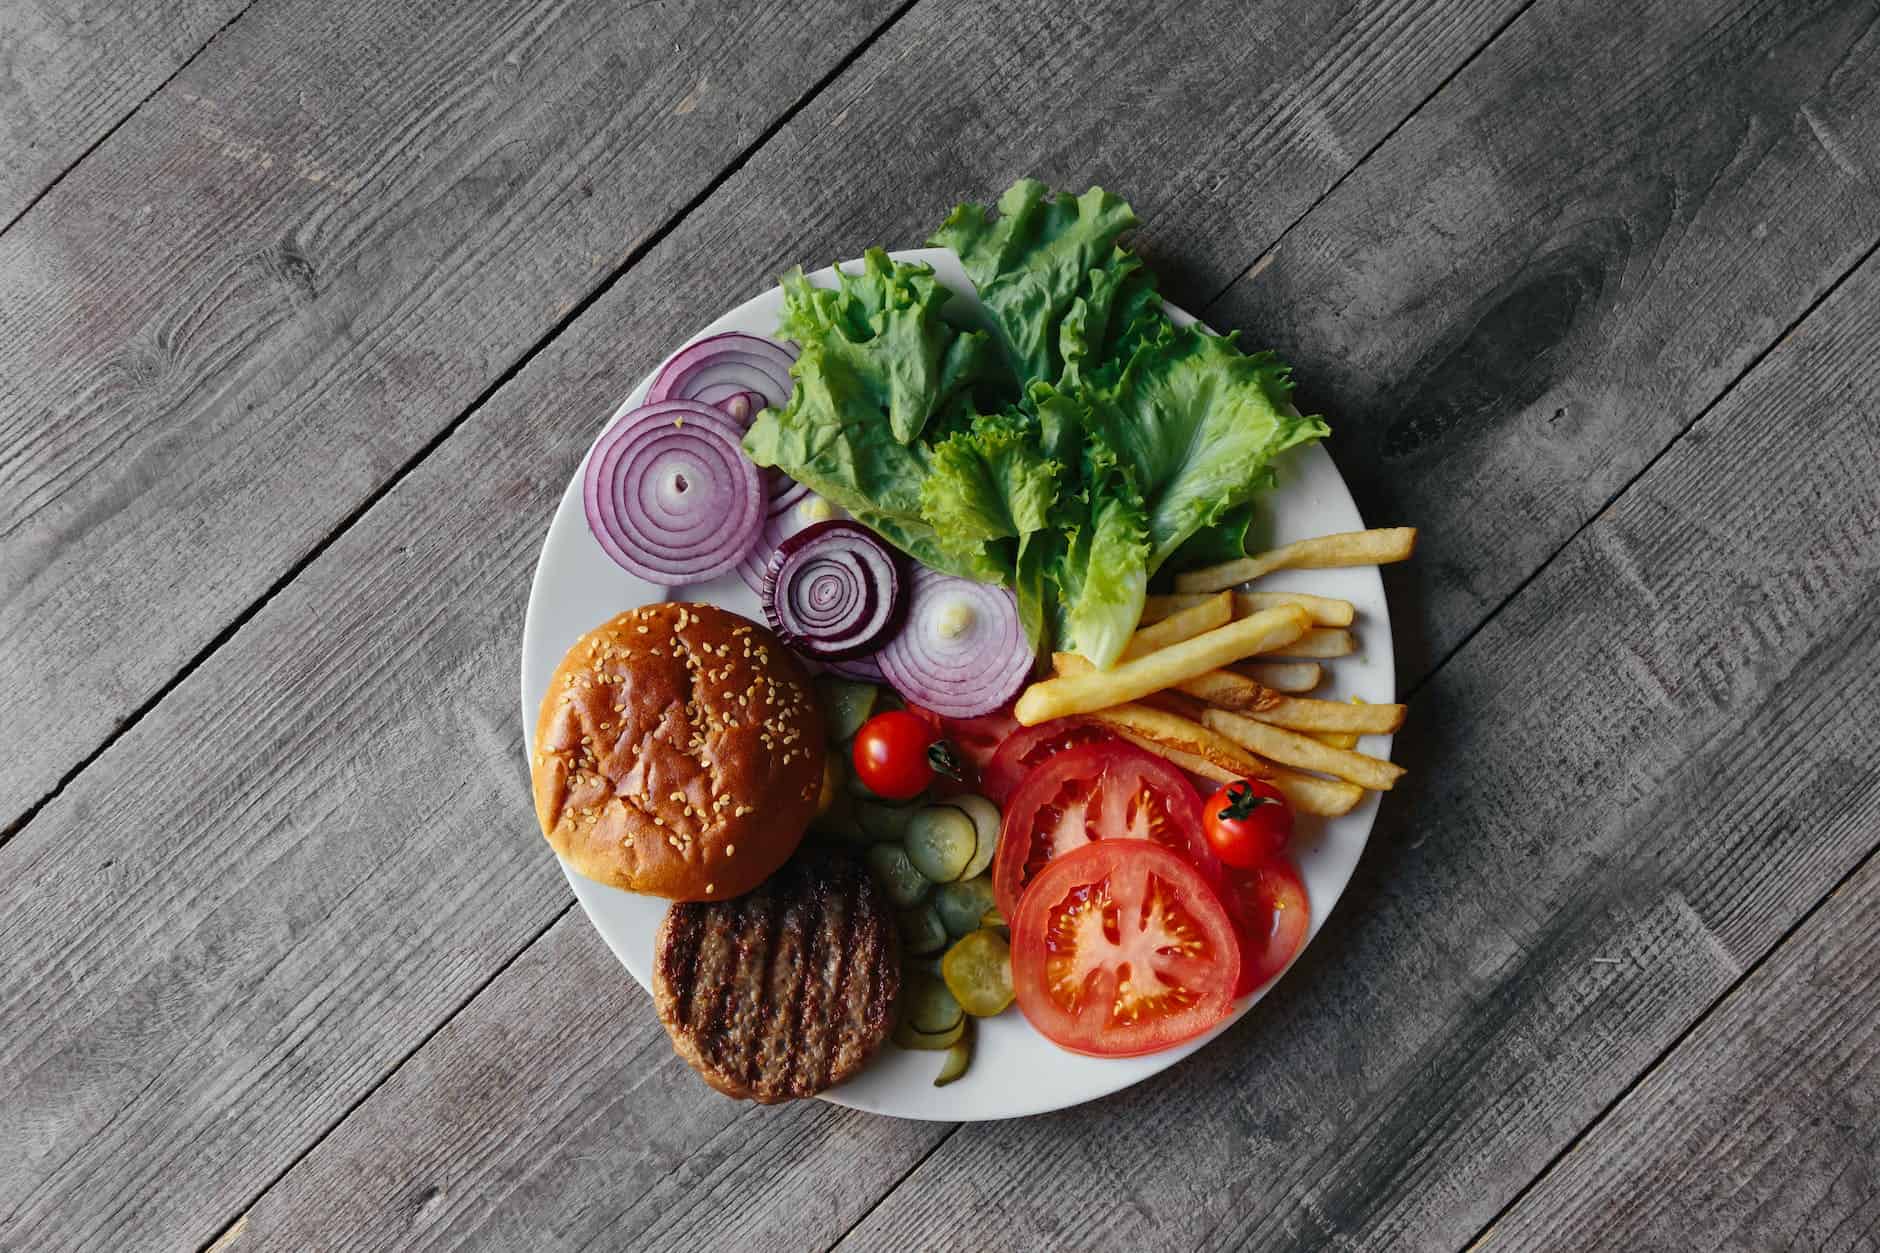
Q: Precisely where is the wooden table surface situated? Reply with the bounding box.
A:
[4,0,1878,1248]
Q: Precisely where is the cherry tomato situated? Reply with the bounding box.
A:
[1201,779,1294,870]
[992,740,1220,920]
[980,718,1114,805]
[1219,858,1310,998]
[1011,839,1241,1056]
[851,710,954,800]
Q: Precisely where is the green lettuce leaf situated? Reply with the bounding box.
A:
[930,180,1141,387]
[1075,326,1329,568]
[773,249,998,445]
[745,253,1009,582]
[919,408,1060,548]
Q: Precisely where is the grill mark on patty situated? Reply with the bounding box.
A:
[790,877,844,1095]
[757,874,818,1091]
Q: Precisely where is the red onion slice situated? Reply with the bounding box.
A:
[736,485,841,595]
[648,332,797,413]
[583,399,763,585]
[762,521,906,660]
[822,652,886,682]
[877,569,1033,717]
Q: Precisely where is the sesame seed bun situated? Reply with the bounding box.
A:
[531,603,826,901]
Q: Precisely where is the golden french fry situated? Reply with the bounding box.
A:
[1086,704,1271,778]
[1016,607,1311,726]
[1202,709,1405,791]
[1123,591,1231,659]
[1109,731,1241,785]
[1139,690,1215,723]
[1237,661,1322,693]
[1176,528,1418,594]
[1174,669,1285,713]
[1107,729,1364,817]
[1246,696,1404,735]
[1142,590,1356,628]
[1256,627,1355,659]
[1263,766,1366,816]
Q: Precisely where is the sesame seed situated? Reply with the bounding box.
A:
[705,883,715,894]
[725,844,736,856]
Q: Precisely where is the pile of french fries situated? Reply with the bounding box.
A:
[1012,528,1416,817]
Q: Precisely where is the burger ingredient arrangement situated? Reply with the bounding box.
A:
[530,179,1417,1106]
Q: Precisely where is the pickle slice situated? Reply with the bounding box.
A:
[864,844,930,908]
[933,1018,975,1086]
[904,804,976,883]
[935,875,998,938]
[815,678,878,742]
[941,928,1015,1017]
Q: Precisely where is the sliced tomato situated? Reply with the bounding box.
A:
[981,718,1115,804]
[991,740,1218,919]
[1219,858,1310,998]
[1011,839,1240,1056]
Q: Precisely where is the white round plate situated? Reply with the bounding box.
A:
[522,248,1392,1121]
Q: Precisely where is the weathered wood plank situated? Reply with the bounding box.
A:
[1481,850,1880,1252]
[0,0,254,228]
[0,0,1548,1245]
[0,0,902,829]
[839,196,1880,1250]
[227,912,951,1252]
[1207,0,1880,672]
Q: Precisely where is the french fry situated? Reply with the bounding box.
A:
[1085,703,1271,778]
[1173,669,1285,713]
[1016,606,1311,726]
[1263,766,1366,816]
[1123,591,1231,659]
[1256,627,1355,659]
[1246,696,1404,735]
[1202,709,1405,791]
[1237,661,1322,693]
[1139,690,1215,723]
[1176,527,1418,593]
[1142,590,1356,628]
[1107,730,1364,817]
[1110,731,1240,785]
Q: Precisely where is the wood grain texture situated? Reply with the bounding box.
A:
[0,0,900,829]
[0,0,254,227]
[0,0,1547,1246]
[1208,0,1880,676]
[228,912,950,1252]
[839,210,1880,1251]
[1482,850,1880,1252]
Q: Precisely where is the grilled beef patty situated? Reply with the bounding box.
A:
[652,851,900,1102]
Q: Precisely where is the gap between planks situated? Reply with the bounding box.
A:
[0,0,267,241]
[19,1,1876,1246]
[126,3,1880,1243]
[0,0,926,860]
[1195,0,1546,312]
[1460,830,1880,1253]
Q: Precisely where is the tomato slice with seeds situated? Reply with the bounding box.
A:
[1011,839,1240,1056]
[1219,857,1310,998]
[991,740,1218,920]
[980,718,1115,804]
